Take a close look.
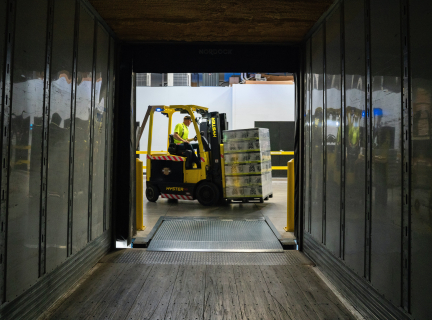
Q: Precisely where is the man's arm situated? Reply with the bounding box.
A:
[174,132,189,143]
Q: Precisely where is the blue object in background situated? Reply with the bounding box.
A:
[373,108,383,117]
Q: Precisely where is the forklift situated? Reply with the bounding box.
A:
[139,105,228,206]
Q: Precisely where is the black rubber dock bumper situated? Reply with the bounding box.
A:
[280,239,297,250]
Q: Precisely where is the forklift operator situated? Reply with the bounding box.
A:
[173,115,199,167]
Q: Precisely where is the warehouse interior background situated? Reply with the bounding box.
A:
[136,72,295,177]
[0,0,431,319]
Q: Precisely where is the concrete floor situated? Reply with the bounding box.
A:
[136,179,295,241]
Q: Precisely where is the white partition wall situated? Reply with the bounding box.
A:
[231,84,295,129]
[136,84,295,164]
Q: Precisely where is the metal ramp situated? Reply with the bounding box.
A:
[147,219,283,252]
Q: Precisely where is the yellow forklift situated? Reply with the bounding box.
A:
[140,105,228,206]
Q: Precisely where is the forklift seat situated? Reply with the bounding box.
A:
[168,134,177,155]
[168,134,195,168]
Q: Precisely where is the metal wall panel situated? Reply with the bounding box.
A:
[311,26,324,243]
[46,0,76,273]
[400,0,410,310]
[91,24,109,239]
[304,39,311,234]
[6,0,47,301]
[0,0,8,303]
[0,0,114,312]
[105,37,115,232]
[370,0,402,306]
[72,5,94,253]
[0,0,6,114]
[325,6,341,256]
[38,0,54,279]
[343,0,366,277]
[302,0,432,317]
[410,1,432,317]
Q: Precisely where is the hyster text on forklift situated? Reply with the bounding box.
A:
[138,105,272,206]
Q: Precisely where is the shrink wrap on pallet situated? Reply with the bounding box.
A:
[223,128,270,141]
[225,171,272,187]
[224,140,270,153]
[222,128,273,200]
[225,182,273,198]
[224,162,271,175]
[223,151,271,164]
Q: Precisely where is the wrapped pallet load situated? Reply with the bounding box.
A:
[223,128,273,202]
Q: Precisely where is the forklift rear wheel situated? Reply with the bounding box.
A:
[146,185,159,202]
[196,182,220,206]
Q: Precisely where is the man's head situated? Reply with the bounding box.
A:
[183,115,192,127]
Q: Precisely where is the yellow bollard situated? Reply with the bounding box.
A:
[284,159,295,232]
[136,158,145,231]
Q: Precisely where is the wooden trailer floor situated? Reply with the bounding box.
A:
[40,250,357,320]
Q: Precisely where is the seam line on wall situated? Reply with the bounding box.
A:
[340,1,346,260]
[103,37,111,232]
[68,0,80,257]
[0,0,16,305]
[400,0,411,312]
[308,40,312,234]
[88,18,97,243]
[39,0,55,278]
[364,0,372,282]
[322,22,327,245]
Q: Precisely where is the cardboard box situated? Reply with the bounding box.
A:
[229,76,240,86]
[223,128,273,198]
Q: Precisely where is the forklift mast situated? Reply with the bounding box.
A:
[200,112,228,193]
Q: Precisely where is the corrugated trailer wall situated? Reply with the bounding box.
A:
[410,1,432,318]
[302,0,432,319]
[0,0,116,318]
[310,25,324,243]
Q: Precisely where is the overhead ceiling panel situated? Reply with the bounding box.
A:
[88,0,334,42]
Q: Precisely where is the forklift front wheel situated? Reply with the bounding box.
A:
[196,182,220,206]
[146,185,159,202]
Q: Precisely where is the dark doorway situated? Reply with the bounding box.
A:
[114,43,301,243]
